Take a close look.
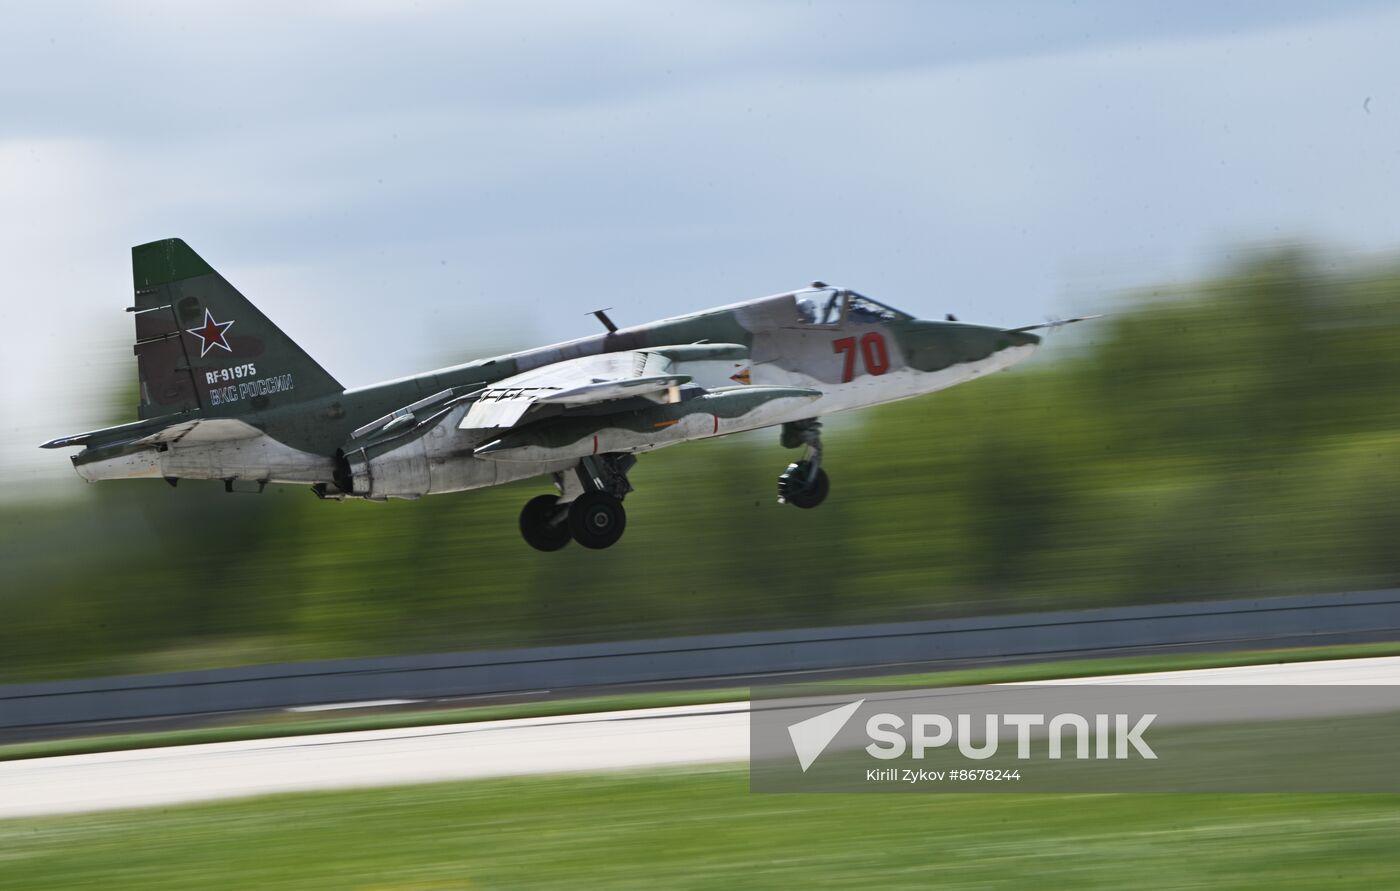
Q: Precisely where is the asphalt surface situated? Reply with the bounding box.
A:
[2,656,1396,819]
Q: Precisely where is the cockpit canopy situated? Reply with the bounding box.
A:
[794,287,912,327]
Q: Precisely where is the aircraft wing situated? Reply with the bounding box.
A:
[460,350,692,430]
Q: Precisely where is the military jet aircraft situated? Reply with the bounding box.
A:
[44,239,1089,550]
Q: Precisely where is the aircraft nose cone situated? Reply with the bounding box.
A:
[898,320,1040,373]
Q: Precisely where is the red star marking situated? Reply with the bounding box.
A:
[186,309,235,357]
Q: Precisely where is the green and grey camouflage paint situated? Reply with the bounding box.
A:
[43,239,1042,500]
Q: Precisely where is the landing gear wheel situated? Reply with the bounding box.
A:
[520,494,572,552]
[778,461,830,509]
[568,491,627,549]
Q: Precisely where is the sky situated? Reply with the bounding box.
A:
[4,1,1400,493]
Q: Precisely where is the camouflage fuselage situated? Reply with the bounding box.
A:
[70,289,1039,498]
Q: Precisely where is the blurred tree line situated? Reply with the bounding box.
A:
[6,248,1400,683]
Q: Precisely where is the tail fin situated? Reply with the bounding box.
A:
[130,239,343,420]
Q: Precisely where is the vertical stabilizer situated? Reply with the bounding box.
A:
[130,239,342,419]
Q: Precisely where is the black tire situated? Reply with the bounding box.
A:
[778,462,830,509]
[520,494,572,552]
[568,491,627,549]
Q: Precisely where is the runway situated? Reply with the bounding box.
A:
[2,655,1396,819]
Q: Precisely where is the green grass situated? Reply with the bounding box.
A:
[5,640,1397,763]
[2,767,1398,889]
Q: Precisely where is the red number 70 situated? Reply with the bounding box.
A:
[833,333,891,382]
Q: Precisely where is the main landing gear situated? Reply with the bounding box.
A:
[518,420,830,551]
[519,494,573,552]
[777,418,829,509]
[519,454,635,551]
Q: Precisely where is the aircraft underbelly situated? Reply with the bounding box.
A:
[356,443,571,500]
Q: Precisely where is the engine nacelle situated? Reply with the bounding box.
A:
[338,408,569,500]
[342,437,432,500]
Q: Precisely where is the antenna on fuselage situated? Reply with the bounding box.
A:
[589,308,619,333]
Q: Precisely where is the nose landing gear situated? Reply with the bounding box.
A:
[778,418,829,509]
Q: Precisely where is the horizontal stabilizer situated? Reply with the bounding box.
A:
[39,432,97,450]
[41,416,266,452]
[133,418,264,447]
